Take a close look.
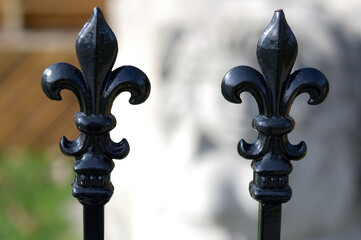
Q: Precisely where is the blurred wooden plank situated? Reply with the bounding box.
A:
[0,52,28,79]
[31,95,79,145]
[23,0,104,15]
[24,14,90,29]
[23,0,105,29]
[0,1,23,30]
[9,92,79,146]
[0,50,80,147]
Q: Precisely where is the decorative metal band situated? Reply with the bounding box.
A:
[74,113,116,135]
[76,174,111,188]
[255,175,288,189]
[252,115,294,136]
[250,182,292,203]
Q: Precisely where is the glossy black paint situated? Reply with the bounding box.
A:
[259,203,282,240]
[221,10,329,239]
[41,7,151,240]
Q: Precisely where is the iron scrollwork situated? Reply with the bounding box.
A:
[41,7,151,206]
[221,10,329,203]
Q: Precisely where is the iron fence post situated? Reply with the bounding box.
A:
[41,7,151,239]
[221,9,329,239]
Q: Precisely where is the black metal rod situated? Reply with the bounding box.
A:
[84,206,104,240]
[258,203,282,240]
[221,9,329,239]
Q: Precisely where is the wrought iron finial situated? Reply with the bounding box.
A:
[221,10,329,239]
[41,7,150,239]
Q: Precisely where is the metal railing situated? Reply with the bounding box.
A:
[41,7,328,240]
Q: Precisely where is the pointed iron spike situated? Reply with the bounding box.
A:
[257,10,298,115]
[93,6,101,17]
[76,6,118,70]
[76,7,118,114]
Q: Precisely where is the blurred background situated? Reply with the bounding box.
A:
[0,0,104,239]
[0,0,361,239]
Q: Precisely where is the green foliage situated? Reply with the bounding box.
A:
[0,149,79,240]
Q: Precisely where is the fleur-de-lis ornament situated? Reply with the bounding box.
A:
[221,10,329,239]
[41,7,150,239]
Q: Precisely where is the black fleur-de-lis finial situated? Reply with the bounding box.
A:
[222,10,329,239]
[41,7,150,239]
